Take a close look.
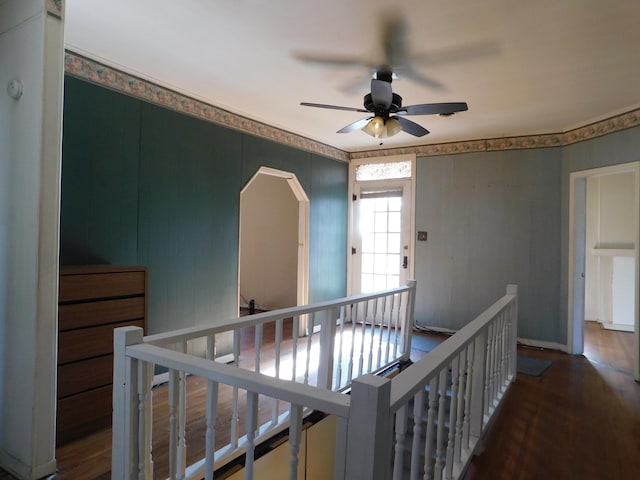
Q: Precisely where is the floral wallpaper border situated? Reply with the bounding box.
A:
[64,51,349,162]
[46,0,62,18]
[64,51,639,163]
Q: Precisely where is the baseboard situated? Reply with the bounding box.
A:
[0,451,56,480]
[600,322,635,332]
[413,324,456,335]
[517,337,568,352]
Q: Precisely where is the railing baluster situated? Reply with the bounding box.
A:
[168,369,179,480]
[289,404,303,480]
[304,312,314,385]
[204,379,218,480]
[292,315,300,381]
[445,357,460,479]
[358,302,367,376]
[393,293,404,359]
[336,306,346,389]
[177,342,187,477]
[272,318,283,425]
[499,313,504,387]
[393,404,408,479]
[383,295,392,365]
[347,304,357,384]
[423,375,439,480]
[367,299,376,372]
[232,328,241,449]
[483,324,492,417]
[463,341,474,450]
[245,391,258,480]
[454,348,467,464]
[411,389,426,480]
[254,323,263,374]
[376,298,384,370]
[434,368,448,479]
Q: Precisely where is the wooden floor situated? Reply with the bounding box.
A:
[463,321,640,480]
[0,321,637,479]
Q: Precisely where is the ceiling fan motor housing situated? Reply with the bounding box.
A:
[364,92,402,117]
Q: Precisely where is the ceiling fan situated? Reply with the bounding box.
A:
[300,71,468,139]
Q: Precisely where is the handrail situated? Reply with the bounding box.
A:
[127,342,351,418]
[144,282,415,347]
[390,292,515,409]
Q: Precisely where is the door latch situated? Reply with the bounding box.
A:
[403,256,408,269]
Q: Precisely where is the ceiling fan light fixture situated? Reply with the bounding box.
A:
[385,117,403,137]
[362,116,403,139]
[362,116,386,138]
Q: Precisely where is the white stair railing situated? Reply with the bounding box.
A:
[348,284,519,480]
[112,281,416,480]
[112,282,517,480]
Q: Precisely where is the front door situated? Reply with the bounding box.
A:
[351,180,412,294]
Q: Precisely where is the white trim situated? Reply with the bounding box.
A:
[0,452,56,480]
[601,322,635,333]
[517,338,568,353]
[347,154,416,295]
[567,161,640,381]
[238,166,310,308]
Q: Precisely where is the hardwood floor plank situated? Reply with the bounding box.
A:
[463,324,640,480]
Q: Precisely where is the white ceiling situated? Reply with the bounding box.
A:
[64,0,640,153]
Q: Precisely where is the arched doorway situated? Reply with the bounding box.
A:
[238,167,309,313]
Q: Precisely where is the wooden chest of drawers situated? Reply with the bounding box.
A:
[57,266,147,445]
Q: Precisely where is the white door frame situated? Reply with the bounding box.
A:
[238,167,309,309]
[568,161,640,381]
[347,154,416,295]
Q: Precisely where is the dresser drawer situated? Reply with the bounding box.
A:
[59,296,145,331]
[59,270,145,302]
[58,318,144,364]
[58,354,113,398]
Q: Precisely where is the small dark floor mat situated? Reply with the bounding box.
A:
[517,355,552,376]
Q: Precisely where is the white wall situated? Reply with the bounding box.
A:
[584,172,635,325]
[240,174,298,310]
[0,1,63,478]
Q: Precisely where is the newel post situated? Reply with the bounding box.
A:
[402,280,417,357]
[317,307,338,390]
[113,326,145,480]
[344,375,393,479]
[506,284,519,379]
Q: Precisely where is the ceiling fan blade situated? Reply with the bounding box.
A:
[394,116,429,137]
[370,79,392,109]
[293,52,369,69]
[300,102,368,113]
[394,65,445,90]
[337,117,373,134]
[398,102,468,115]
[410,40,501,67]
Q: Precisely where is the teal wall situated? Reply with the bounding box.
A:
[61,76,348,339]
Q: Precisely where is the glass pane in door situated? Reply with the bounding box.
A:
[359,194,402,293]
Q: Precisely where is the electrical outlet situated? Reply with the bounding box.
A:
[417,231,428,241]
